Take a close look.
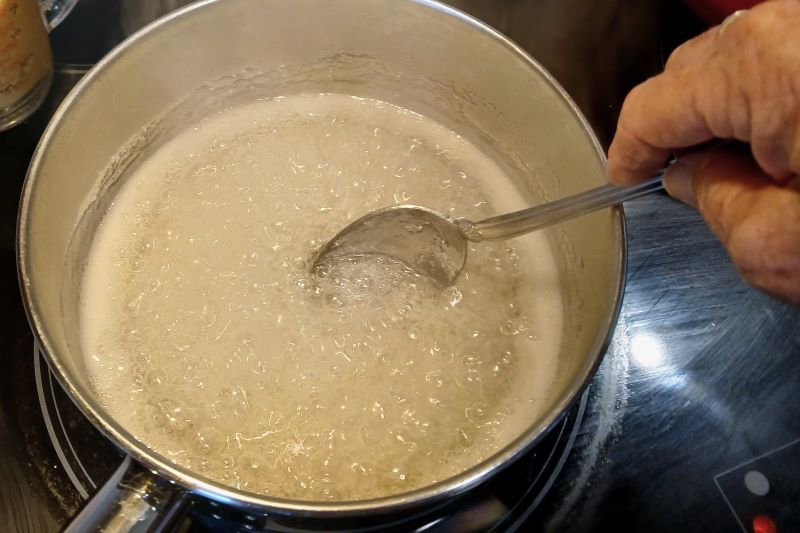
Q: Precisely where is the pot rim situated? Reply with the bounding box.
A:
[17,0,626,517]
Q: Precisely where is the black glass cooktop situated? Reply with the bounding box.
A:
[1,1,798,532]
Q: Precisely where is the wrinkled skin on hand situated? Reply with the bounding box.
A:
[607,0,800,304]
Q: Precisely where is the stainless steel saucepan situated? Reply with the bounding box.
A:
[17,0,624,529]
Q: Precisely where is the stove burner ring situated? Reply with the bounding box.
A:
[34,342,101,500]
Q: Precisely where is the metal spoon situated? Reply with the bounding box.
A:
[313,173,665,286]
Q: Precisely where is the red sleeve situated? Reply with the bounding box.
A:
[684,0,763,25]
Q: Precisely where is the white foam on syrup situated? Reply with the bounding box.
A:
[80,93,563,501]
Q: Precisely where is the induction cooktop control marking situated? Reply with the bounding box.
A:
[34,342,90,499]
[715,480,747,533]
[715,437,800,479]
[743,470,770,497]
[752,514,777,533]
[714,437,800,533]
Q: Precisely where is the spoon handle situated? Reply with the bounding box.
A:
[467,172,665,241]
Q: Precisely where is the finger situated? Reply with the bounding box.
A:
[607,70,716,185]
[610,0,800,186]
[665,148,800,303]
[664,27,716,71]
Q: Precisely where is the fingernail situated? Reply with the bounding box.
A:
[663,162,697,208]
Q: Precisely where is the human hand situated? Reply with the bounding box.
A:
[607,0,800,304]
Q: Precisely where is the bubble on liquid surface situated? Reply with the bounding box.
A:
[80,93,564,502]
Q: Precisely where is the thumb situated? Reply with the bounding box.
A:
[663,148,800,304]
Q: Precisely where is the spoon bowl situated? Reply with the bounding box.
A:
[313,205,469,286]
[313,173,665,286]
